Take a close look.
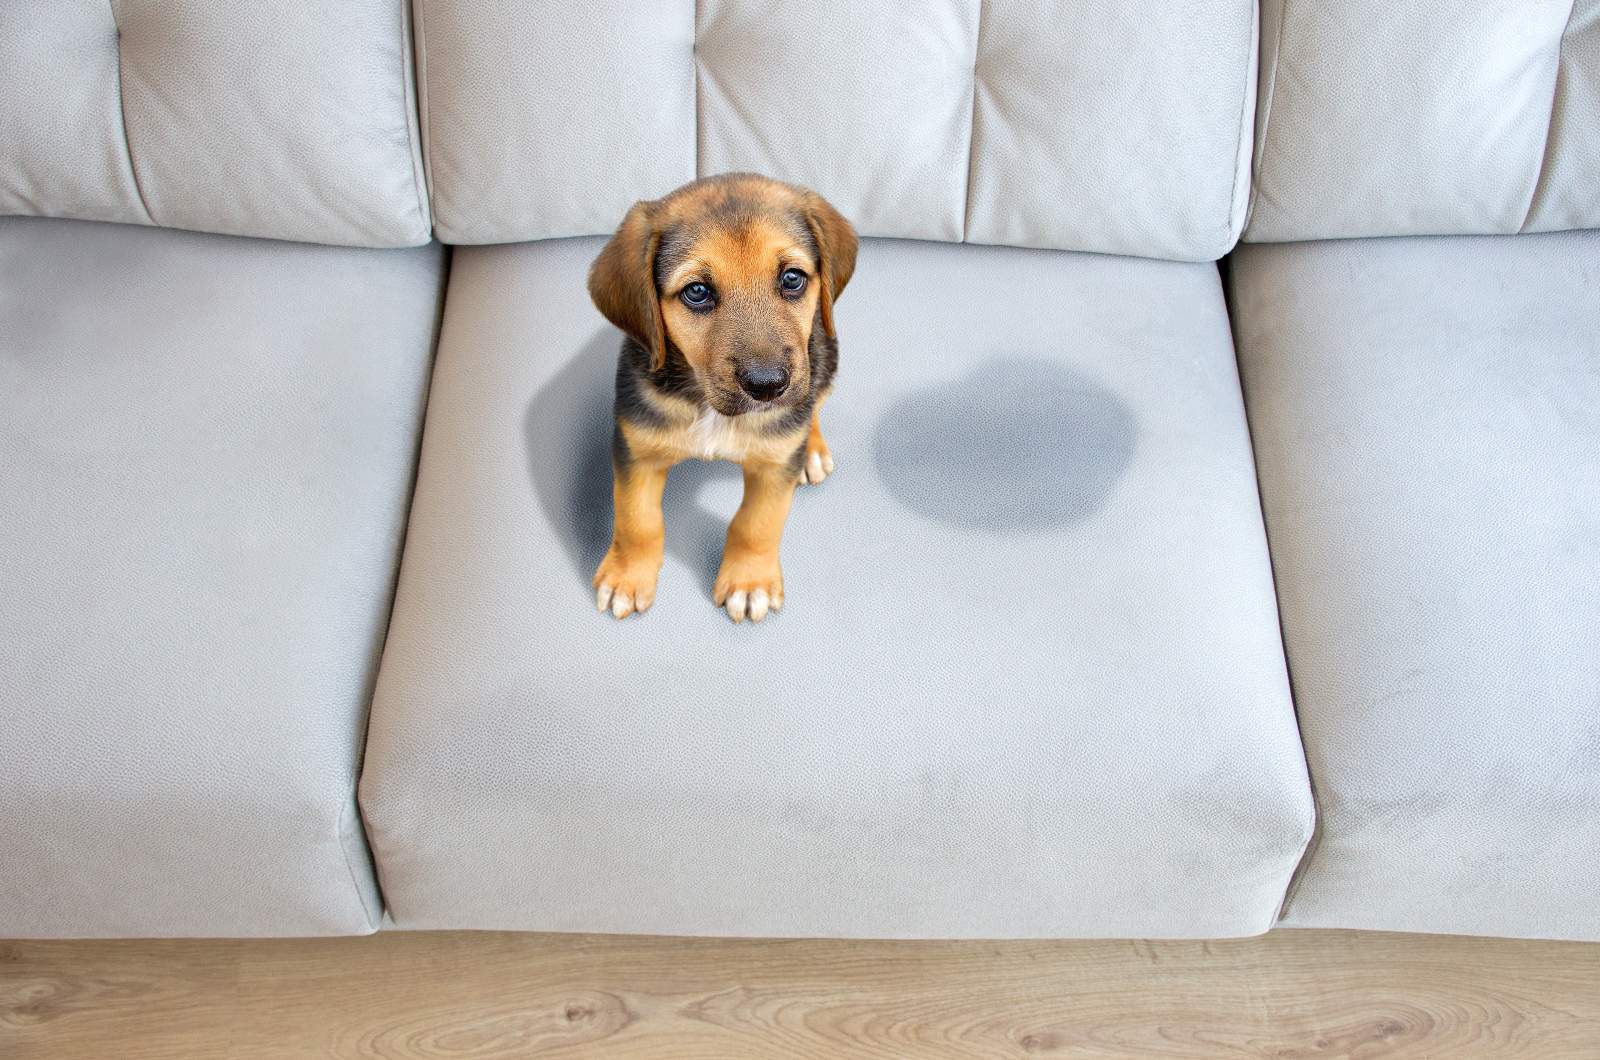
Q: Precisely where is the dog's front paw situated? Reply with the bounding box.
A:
[713,552,784,623]
[593,547,661,619]
[798,436,835,485]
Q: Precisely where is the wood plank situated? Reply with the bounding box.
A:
[0,936,240,1060]
[2,930,1598,1059]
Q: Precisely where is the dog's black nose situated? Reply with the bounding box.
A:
[736,363,791,402]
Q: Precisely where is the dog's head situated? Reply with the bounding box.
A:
[589,174,857,416]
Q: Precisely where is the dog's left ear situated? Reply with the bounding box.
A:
[589,200,668,371]
[801,193,858,341]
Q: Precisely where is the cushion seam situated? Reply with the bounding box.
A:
[338,796,382,931]
[1222,0,1258,252]
[959,0,985,242]
[1519,0,1579,233]
[401,0,432,241]
[1274,765,1325,923]
[1246,0,1289,235]
[108,2,155,225]
[693,0,702,178]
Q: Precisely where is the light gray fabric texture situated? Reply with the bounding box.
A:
[414,0,1257,260]
[359,236,1313,939]
[964,0,1257,258]
[1531,1,1600,232]
[1231,231,1600,940]
[1246,0,1600,241]
[0,0,430,247]
[414,0,695,245]
[0,217,445,937]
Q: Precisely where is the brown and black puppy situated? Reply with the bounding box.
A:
[587,173,858,623]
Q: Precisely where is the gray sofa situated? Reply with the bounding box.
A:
[2,1,1595,941]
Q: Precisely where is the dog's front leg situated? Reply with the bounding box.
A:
[714,460,797,623]
[594,460,670,619]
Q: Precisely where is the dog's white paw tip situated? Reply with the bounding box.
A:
[748,588,770,623]
[806,452,825,483]
[725,590,748,623]
[596,584,614,613]
[799,450,834,485]
[610,591,634,619]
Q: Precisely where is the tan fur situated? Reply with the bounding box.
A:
[659,223,821,408]
[592,461,669,620]
[588,175,858,622]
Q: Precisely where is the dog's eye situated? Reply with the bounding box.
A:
[779,268,807,295]
[680,282,714,309]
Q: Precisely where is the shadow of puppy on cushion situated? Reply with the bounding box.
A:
[524,332,737,602]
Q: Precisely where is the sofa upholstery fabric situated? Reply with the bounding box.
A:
[413,0,1258,260]
[0,0,430,247]
[358,236,1314,939]
[1232,231,1600,940]
[1247,0,1600,241]
[0,217,445,937]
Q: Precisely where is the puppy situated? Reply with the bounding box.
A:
[587,173,858,623]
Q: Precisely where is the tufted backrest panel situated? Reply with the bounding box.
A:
[1246,0,1600,242]
[0,0,430,247]
[415,0,1259,261]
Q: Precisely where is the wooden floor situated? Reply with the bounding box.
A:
[2,929,1598,1059]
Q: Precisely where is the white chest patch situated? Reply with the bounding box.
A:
[686,409,747,461]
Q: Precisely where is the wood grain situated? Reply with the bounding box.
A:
[3,929,1598,1059]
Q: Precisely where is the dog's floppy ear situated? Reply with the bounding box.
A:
[801,193,858,341]
[589,200,667,371]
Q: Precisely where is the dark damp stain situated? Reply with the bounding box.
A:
[872,358,1136,532]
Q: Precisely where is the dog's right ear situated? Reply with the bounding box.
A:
[588,200,667,371]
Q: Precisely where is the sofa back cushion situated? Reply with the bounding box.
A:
[0,0,430,247]
[1246,0,1600,242]
[415,0,1259,261]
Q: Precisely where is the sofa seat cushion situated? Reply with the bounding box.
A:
[1231,230,1600,940]
[359,237,1313,939]
[0,217,445,936]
